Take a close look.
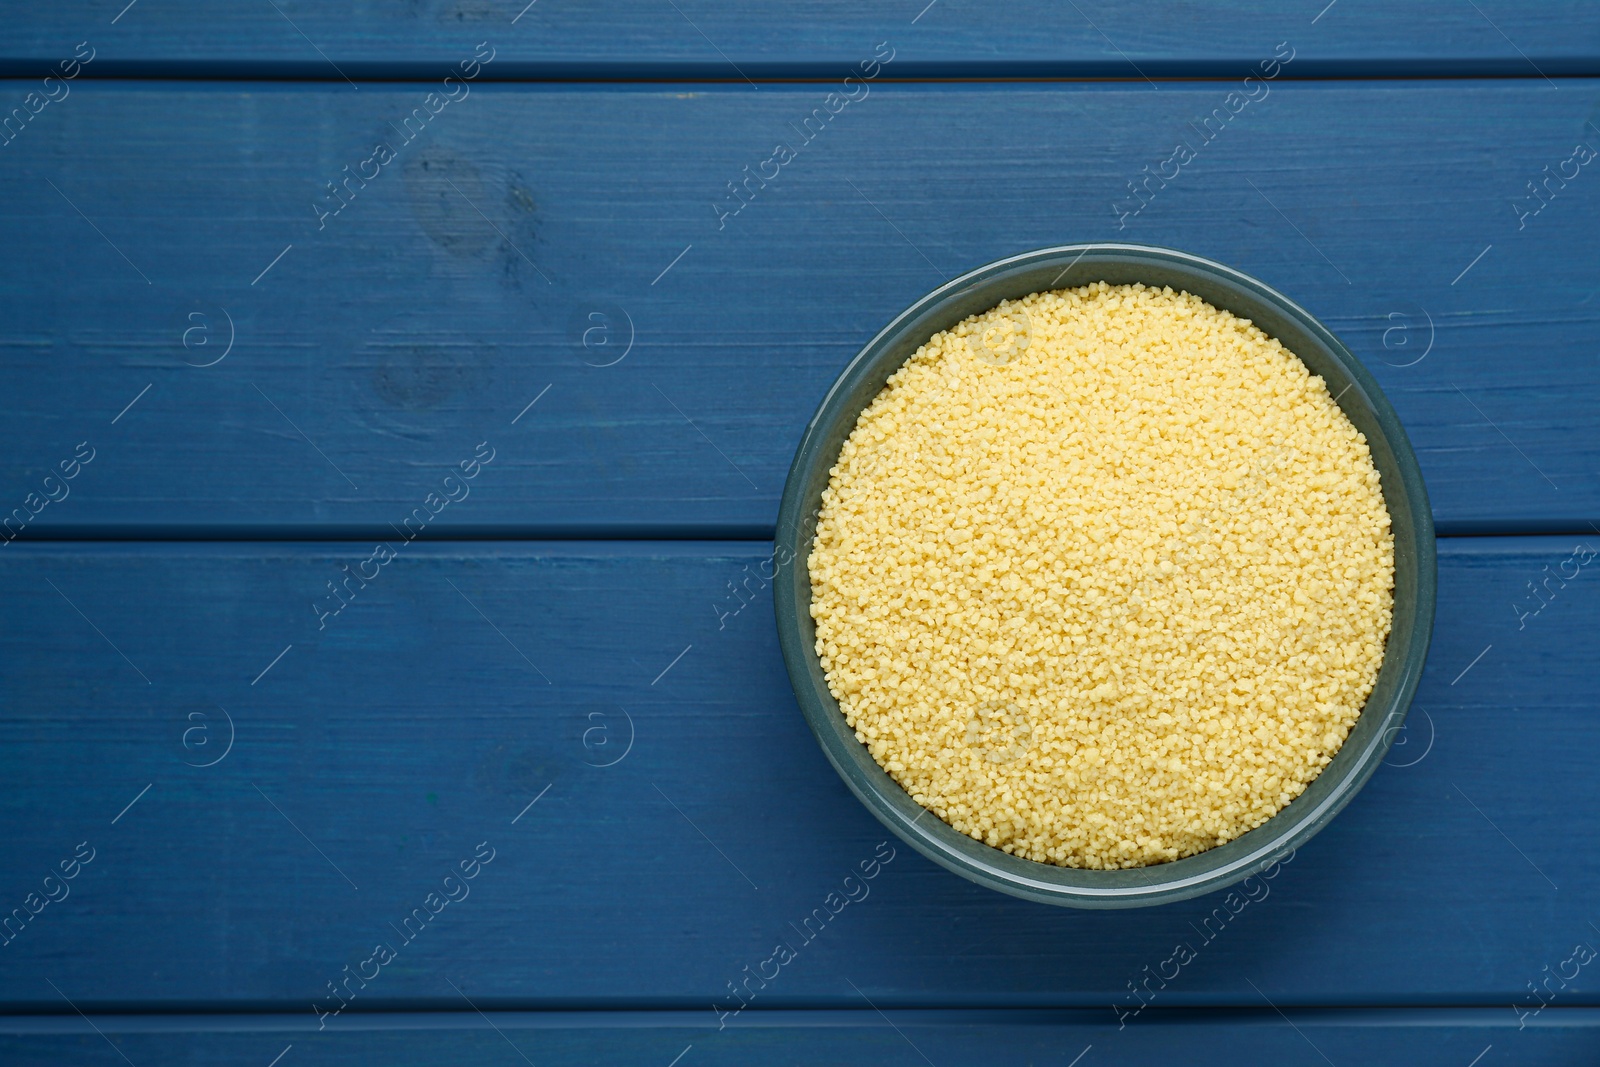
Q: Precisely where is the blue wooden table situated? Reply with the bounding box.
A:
[3,3,1600,1063]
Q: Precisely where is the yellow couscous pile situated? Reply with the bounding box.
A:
[808,282,1394,869]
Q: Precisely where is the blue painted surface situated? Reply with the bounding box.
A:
[2,9,1599,1061]
[0,537,1594,1014]
[1,1009,1598,1067]
[1,81,1598,537]
[3,1,1600,77]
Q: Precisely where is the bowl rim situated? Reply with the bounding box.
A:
[774,243,1436,908]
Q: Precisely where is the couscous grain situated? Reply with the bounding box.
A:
[807,282,1394,869]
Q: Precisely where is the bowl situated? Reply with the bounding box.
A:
[774,244,1436,909]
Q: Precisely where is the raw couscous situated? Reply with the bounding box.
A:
[807,282,1394,869]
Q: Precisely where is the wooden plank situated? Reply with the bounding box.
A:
[0,536,1595,1009]
[1,82,1597,538]
[0,1008,1594,1067]
[2,2,1599,77]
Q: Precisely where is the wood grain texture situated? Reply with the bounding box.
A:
[0,537,1594,1009]
[2,1,1599,77]
[0,82,1597,538]
[0,1008,1594,1067]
